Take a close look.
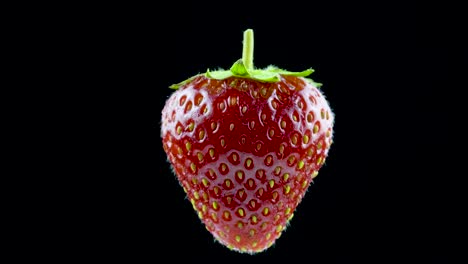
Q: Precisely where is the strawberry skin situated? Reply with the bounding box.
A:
[161,74,334,253]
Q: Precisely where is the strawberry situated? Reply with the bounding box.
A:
[161,29,334,254]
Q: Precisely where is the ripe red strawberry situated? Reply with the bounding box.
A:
[161,29,334,254]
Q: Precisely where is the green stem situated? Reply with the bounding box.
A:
[242,29,254,71]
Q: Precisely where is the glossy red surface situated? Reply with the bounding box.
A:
[162,75,334,253]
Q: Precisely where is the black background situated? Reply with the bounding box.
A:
[67,1,465,263]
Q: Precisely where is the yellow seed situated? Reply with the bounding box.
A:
[263,207,269,216]
[212,201,219,210]
[226,197,232,205]
[185,142,191,151]
[284,185,291,194]
[298,100,304,109]
[238,189,245,198]
[219,102,225,110]
[326,130,331,137]
[312,170,319,179]
[252,241,258,247]
[191,177,198,185]
[261,113,266,120]
[258,188,264,196]
[283,173,289,181]
[261,88,267,96]
[199,130,205,140]
[230,96,237,106]
[288,213,294,221]
[257,169,264,177]
[246,158,252,168]
[190,163,196,173]
[293,114,298,122]
[202,192,208,201]
[250,229,256,237]
[209,148,215,158]
[276,225,283,233]
[303,135,309,144]
[251,215,257,224]
[223,211,231,219]
[274,166,282,175]
[188,122,194,132]
[313,124,319,134]
[285,207,291,215]
[242,106,247,113]
[230,123,234,131]
[266,233,271,240]
[197,152,203,162]
[269,180,275,188]
[190,198,195,206]
[213,186,220,195]
[272,192,279,202]
[261,222,268,230]
[221,163,227,172]
[237,171,243,180]
[317,156,322,165]
[225,179,231,188]
[302,180,308,189]
[257,143,262,150]
[211,122,217,130]
[291,135,298,145]
[232,153,238,162]
[237,221,244,229]
[176,126,182,135]
[274,214,280,221]
[248,179,254,188]
[202,178,209,187]
[202,204,207,214]
[235,235,241,243]
[211,212,218,221]
[297,160,305,169]
[317,141,323,150]
[198,211,203,219]
[193,191,199,200]
[321,109,325,119]
[177,147,183,155]
[221,138,225,147]
[238,208,245,217]
[269,129,275,137]
[250,200,256,208]
[279,144,284,154]
[281,120,286,129]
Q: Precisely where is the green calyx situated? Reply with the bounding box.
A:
[170,29,321,89]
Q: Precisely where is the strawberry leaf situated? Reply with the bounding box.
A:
[169,29,322,89]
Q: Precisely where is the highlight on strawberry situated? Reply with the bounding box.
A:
[161,29,334,254]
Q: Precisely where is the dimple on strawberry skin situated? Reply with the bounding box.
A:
[161,29,334,254]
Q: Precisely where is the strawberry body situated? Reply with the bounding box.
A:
[161,74,334,253]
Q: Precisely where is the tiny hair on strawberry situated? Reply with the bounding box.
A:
[161,29,334,254]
